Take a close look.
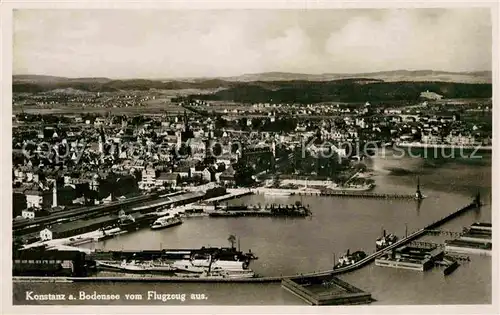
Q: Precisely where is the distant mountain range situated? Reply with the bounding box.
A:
[219,70,492,84]
[14,70,492,85]
[12,70,492,103]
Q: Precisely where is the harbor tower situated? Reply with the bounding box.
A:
[415,177,423,200]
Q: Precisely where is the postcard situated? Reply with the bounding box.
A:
[2,1,498,314]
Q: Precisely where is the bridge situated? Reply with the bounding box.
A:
[15,196,481,284]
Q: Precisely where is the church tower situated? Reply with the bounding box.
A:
[52,180,58,208]
[98,126,106,154]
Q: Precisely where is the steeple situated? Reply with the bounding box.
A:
[52,180,58,208]
[183,110,189,132]
[98,126,105,154]
[181,110,194,142]
[205,126,212,160]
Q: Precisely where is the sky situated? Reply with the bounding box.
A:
[13,9,492,79]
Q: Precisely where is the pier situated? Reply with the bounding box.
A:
[252,187,418,200]
[316,191,417,199]
[13,197,480,284]
[292,197,481,279]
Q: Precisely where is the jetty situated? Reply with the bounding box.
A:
[316,191,417,199]
[253,177,426,200]
[252,188,419,200]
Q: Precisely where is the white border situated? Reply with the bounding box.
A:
[1,1,499,314]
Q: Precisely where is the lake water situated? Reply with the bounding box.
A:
[13,151,492,305]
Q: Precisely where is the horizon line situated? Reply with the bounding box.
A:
[12,68,493,81]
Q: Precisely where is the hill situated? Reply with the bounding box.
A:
[222,70,492,84]
[12,73,492,103]
[191,80,491,103]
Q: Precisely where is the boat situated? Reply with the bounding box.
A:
[171,256,250,273]
[209,203,310,217]
[96,259,176,273]
[90,247,258,267]
[376,230,399,251]
[174,269,256,279]
[266,190,292,196]
[334,249,367,269]
[118,211,157,231]
[150,216,183,230]
[330,183,375,192]
[156,204,194,217]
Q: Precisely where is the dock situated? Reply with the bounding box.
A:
[281,276,373,305]
[252,187,418,199]
[374,246,444,271]
[317,191,417,199]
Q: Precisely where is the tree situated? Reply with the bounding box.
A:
[212,143,222,157]
[215,117,227,130]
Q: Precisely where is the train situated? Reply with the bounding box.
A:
[13,248,97,277]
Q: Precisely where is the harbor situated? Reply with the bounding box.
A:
[12,184,493,305]
[13,196,483,285]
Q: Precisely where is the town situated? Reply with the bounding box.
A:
[12,90,492,223]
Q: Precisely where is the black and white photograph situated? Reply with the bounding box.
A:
[4,2,498,311]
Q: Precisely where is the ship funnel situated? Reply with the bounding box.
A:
[383,229,386,237]
[346,249,350,256]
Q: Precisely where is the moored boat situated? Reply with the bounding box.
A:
[376,230,399,251]
[96,259,176,274]
[334,249,367,269]
[150,216,183,230]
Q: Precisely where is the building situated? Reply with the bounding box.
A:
[421,133,440,144]
[420,90,443,100]
[176,166,191,179]
[21,209,35,220]
[40,228,53,241]
[139,165,156,190]
[40,215,119,240]
[445,133,476,145]
[219,166,236,187]
[25,188,53,209]
[156,172,180,188]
